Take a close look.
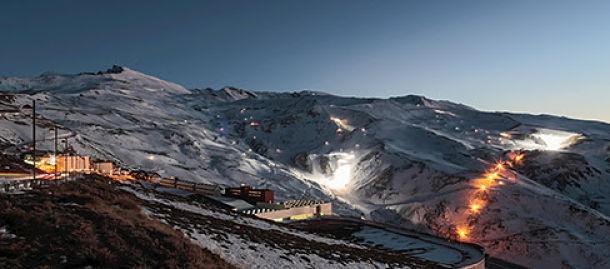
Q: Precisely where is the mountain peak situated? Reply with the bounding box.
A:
[76,65,125,76]
[102,65,125,74]
[390,94,434,106]
[0,65,189,94]
[101,66,190,94]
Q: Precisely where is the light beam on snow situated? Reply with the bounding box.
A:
[509,129,582,151]
[532,131,579,151]
[307,151,358,193]
[325,152,356,191]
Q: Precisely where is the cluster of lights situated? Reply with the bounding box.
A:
[455,151,525,241]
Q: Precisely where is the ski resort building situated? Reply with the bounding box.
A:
[93,161,114,175]
[0,94,15,103]
[57,155,91,173]
[224,185,274,204]
[217,198,333,223]
[208,195,257,212]
[252,200,332,222]
[207,184,334,222]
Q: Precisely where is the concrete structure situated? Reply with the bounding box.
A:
[93,162,114,175]
[253,200,332,222]
[57,155,91,173]
[208,196,255,212]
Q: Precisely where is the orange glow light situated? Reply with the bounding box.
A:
[456,226,469,240]
[485,172,500,181]
[469,201,483,213]
[495,162,505,171]
[474,174,497,191]
[514,154,524,162]
[459,150,528,243]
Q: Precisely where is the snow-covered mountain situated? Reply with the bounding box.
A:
[1,66,609,268]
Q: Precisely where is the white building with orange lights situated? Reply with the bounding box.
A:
[57,155,91,173]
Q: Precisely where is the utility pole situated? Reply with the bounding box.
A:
[32,100,36,181]
[54,126,58,179]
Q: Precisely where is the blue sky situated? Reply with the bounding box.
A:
[1,0,609,122]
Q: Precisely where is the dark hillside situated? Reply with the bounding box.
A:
[0,176,235,269]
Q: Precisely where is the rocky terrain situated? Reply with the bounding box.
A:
[0,176,235,269]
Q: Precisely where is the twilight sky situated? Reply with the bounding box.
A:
[1,1,609,122]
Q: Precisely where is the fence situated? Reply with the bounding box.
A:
[154,177,222,196]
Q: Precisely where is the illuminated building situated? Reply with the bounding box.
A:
[253,200,332,222]
[93,162,114,175]
[57,155,91,173]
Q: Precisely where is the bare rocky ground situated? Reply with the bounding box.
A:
[0,175,235,269]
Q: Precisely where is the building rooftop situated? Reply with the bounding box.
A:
[208,195,255,212]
